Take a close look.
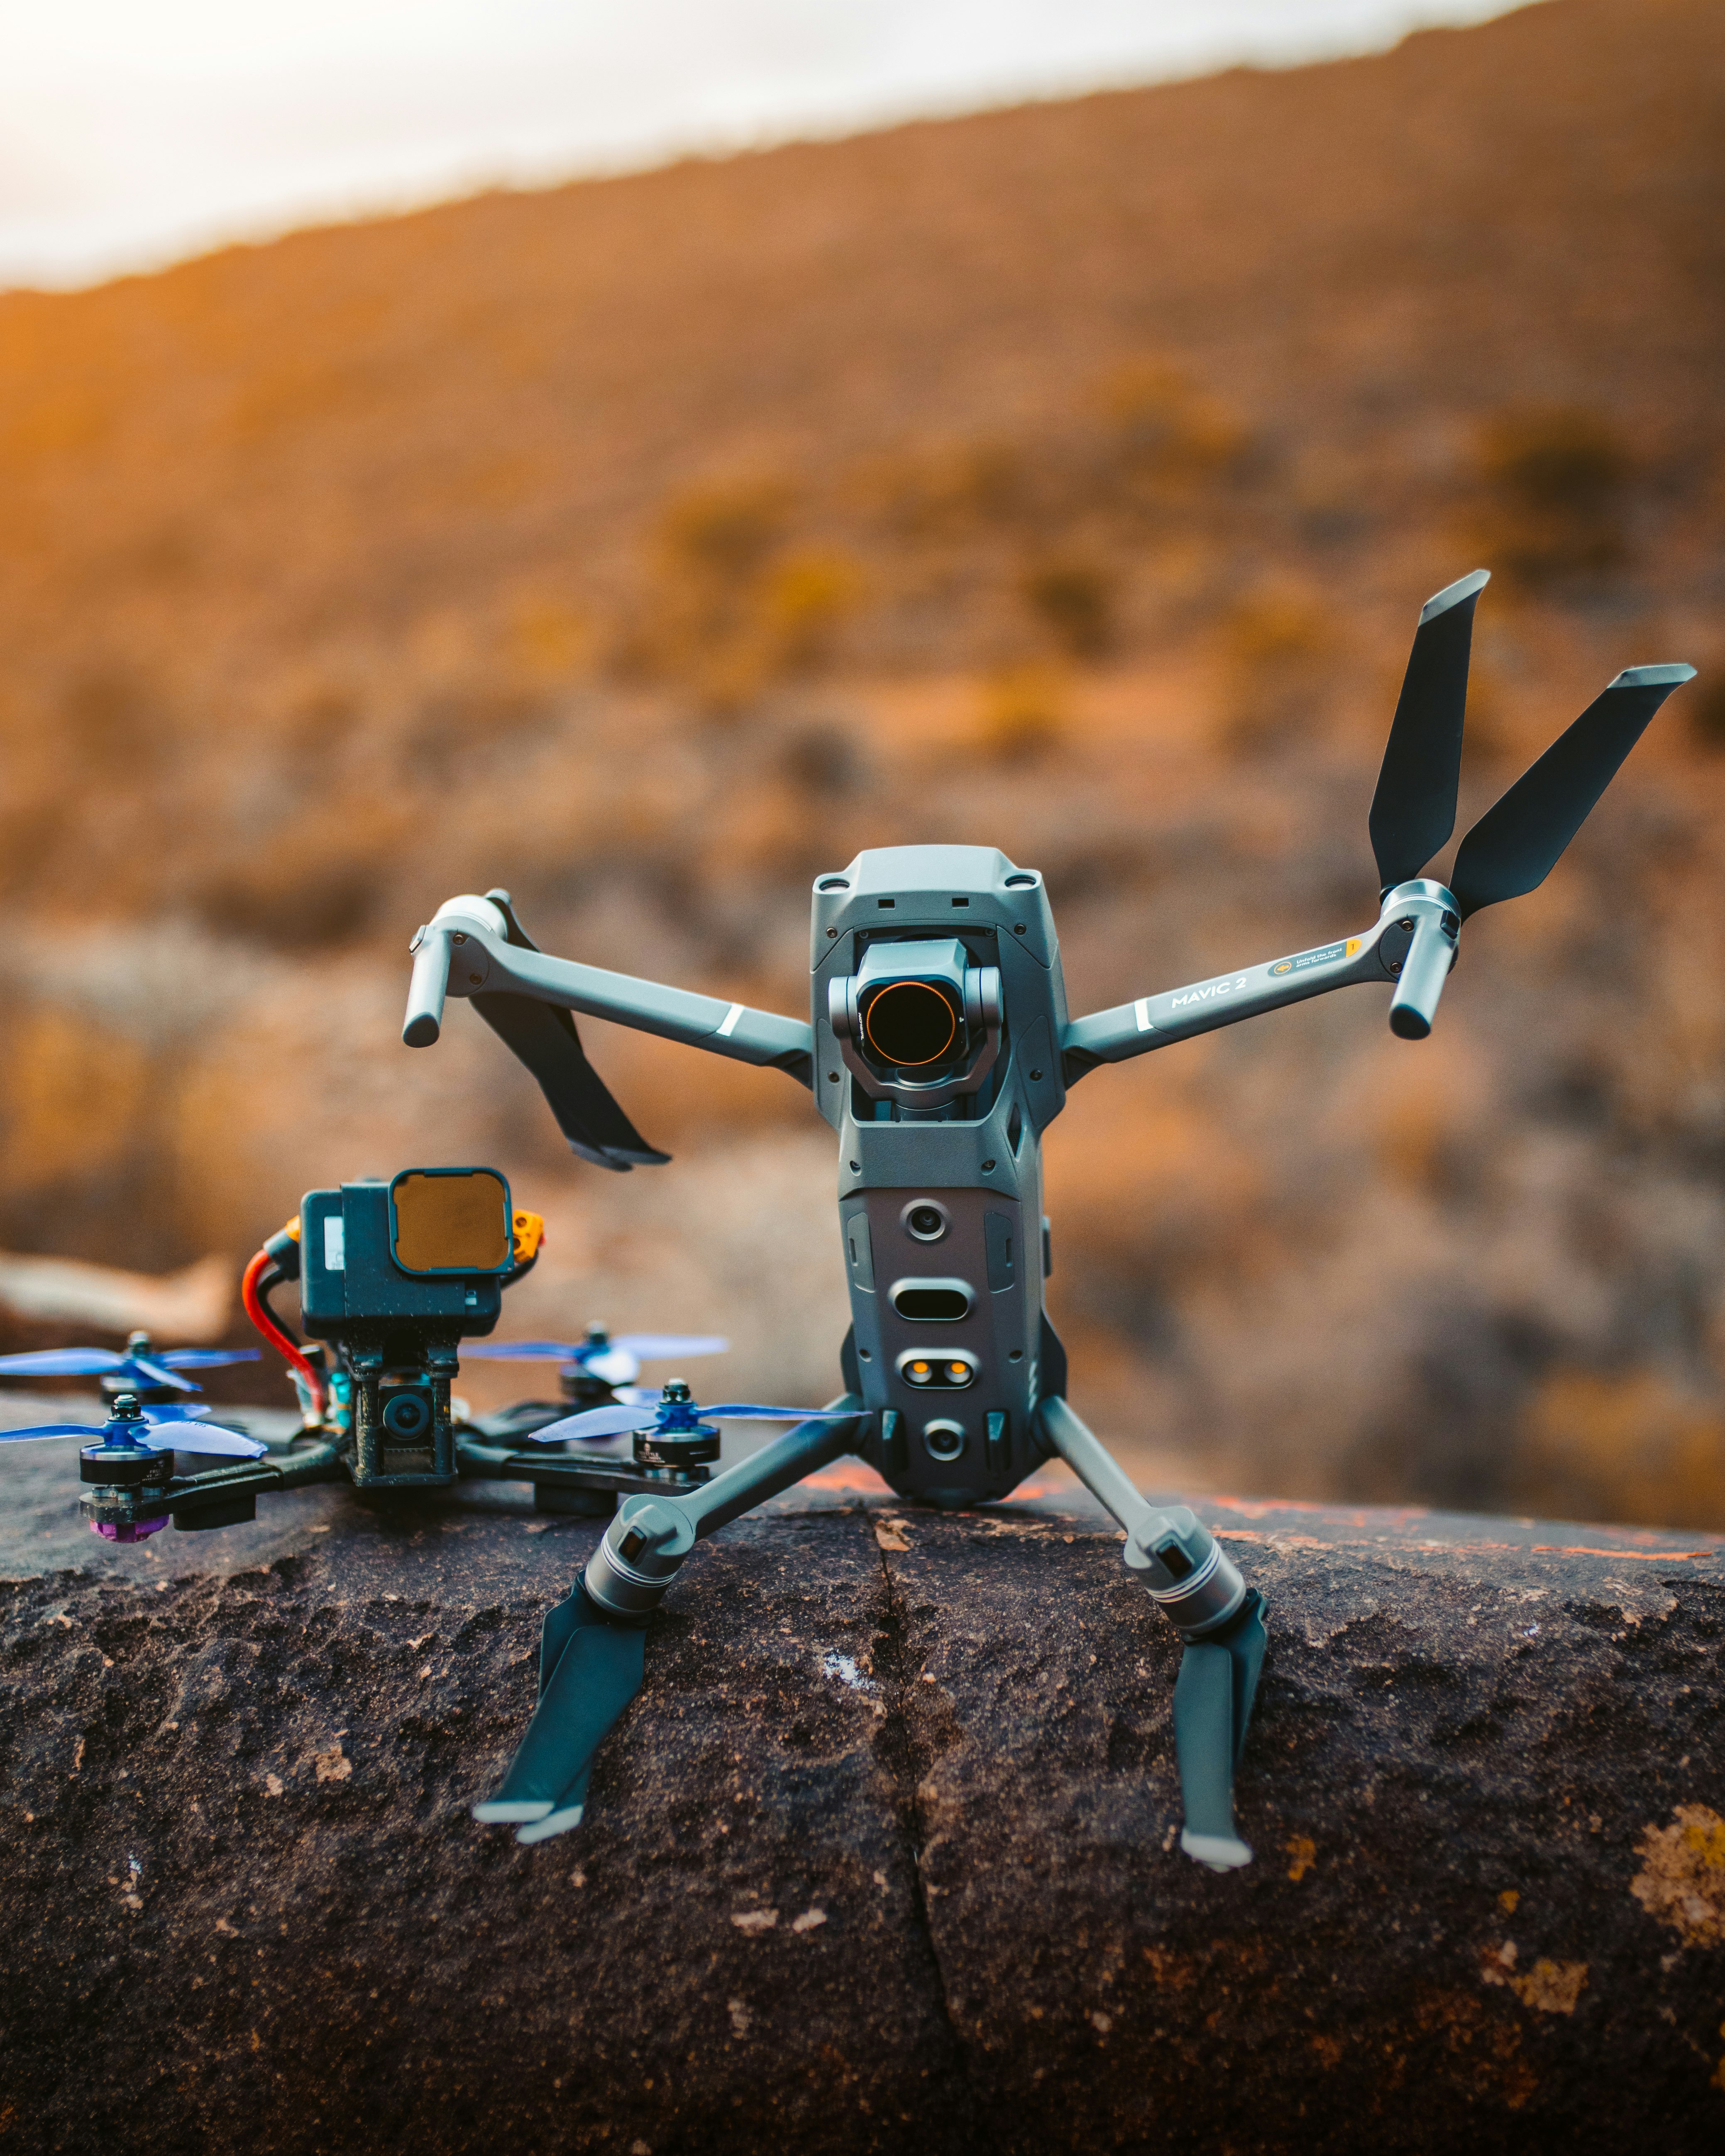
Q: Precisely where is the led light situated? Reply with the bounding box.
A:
[908,1361,932,1383]
[946,1363,968,1382]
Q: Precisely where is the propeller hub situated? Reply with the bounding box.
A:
[637,1380,719,1469]
[657,1381,700,1427]
[81,1415,170,1485]
[1376,876,1457,916]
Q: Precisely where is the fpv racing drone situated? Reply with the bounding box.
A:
[398,571,1693,1865]
[0,1179,755,1536]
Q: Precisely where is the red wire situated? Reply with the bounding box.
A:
[241,1248,325,1420]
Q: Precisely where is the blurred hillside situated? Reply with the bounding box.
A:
[0,0,1723,1524]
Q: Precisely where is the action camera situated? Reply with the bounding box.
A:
[294,1167,538,1489]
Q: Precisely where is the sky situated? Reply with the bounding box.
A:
[0,0,1533,290]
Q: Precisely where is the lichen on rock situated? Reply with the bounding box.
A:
[1632,1804,1725,1949]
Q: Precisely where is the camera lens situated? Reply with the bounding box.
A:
[382,1390,431,1441]
[906,1203,946,1241]
[861,981,959,1068]
[922,1420,966,1463]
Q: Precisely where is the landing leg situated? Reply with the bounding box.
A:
[475,1403,865,1843]
[1036,1395,1266,1870]
[473,1585,645,1842]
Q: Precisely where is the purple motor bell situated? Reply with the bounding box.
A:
[90,1516,168,1543]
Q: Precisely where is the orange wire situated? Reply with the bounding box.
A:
[241,1248,325,1420]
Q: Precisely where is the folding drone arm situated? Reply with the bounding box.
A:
[403,891,814,1167]
[1061,877,1456,1079]
[406,896,813,1074]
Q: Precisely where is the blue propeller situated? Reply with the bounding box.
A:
[0,1398,266,1458]
[461,1328,726,1389]
[0,1343,260,1392]
[520,1382,857,1446]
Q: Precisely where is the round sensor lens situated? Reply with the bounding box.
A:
[922,1420,966,1463]
[906,1203,946,1241]
[382,1392,431,1441]
[861,981,959,1068]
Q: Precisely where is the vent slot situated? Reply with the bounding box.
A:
[889,1279,973,1323]
[984,1212,1015,1292]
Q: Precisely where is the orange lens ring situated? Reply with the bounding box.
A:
[860,980,959,1067]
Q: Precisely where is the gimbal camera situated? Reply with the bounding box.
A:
[402,571,1695,1864]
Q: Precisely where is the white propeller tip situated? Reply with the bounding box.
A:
[1612,662,1697,689]
[1418,567,1490,622]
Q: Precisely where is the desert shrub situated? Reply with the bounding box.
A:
[858,438,1024,540]
[1097,356,1249,500]
[658,476,791,581]
[978,663,1066,764]
[760,549,862,671]
[1217,588,1331,749]
[509,597,593,681]
[632,474,863,709]
[1020,555,1114,659]
[1474,405,1632,586]
[779,724,858,796]
[194,823,384,949]
[635,477,862,712]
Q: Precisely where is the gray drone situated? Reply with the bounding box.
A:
[404,569,1693,1865]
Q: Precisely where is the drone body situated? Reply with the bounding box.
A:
[815,844,1063,1508]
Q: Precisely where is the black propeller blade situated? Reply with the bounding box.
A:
[1368,568,1489,892]
[472,994,669,1170]
[1170,1592,1267,1872]
[475,890,669,1171]
[472,1584,645,1843]
[1450,664,1696,918]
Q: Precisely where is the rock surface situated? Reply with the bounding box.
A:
[2,1439,1724,2154]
